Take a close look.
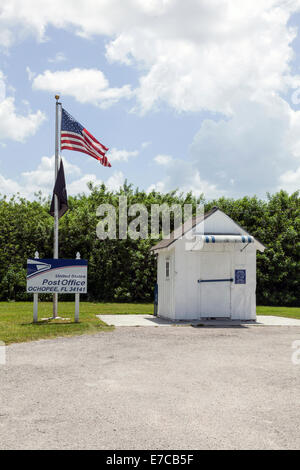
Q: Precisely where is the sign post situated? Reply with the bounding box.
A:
[75,294,80,323]
[33,251,39,323]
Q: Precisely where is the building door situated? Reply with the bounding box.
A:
[199,252,231,318]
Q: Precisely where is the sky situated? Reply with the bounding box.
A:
[0,0,300,200]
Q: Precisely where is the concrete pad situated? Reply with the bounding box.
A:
[256,315,300,326]
[97,314,174,326]
[97,314,300,327]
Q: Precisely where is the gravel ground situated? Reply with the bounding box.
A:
[0,326,299,450]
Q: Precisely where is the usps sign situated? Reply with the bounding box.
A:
[27,259,87,294]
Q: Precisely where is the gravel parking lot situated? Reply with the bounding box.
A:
[0,326,299,450]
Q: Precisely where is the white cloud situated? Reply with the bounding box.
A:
[0,155,124,199]
[108,147,138,162]
[48,51,67,63]
[279,167,300,192]
[148,173,219,198]
[67,174,101,194]
[105,170,125,190]
[154,154,173,165]
[67,170,124,194]
[0,155,82,198]
[148,155,221,198]
[0,70,45,142]
[188,94,300,196]
[147,180,167,194]
[0,0,141,48]
[22,155,81,189]
[26,66,35,81]
[2,1,300,195]
[149,90,300,197]
[0,173,22,195]
[32,68,133,108]
[148,91,300,198]
[105,0,300,114]
[141,141,151,149]
[2,1,300,114]
[1,1,299,112]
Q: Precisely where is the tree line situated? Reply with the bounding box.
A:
[0,183,299,306]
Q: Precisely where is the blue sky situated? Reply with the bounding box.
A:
[0,0,300,200]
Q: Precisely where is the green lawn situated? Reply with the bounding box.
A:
[256,306,300,320]
[0,302,299,345]
[0,302,153,345]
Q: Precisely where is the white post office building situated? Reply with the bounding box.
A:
[151,207,265,321]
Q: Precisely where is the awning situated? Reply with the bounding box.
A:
[199,235,254,244]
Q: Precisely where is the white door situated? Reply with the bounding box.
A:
[199,252,231,318]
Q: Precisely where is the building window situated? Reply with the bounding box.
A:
[166,259,170,279]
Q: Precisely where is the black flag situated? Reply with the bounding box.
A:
[50,160,68,218]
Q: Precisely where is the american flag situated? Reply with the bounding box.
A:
[61,108,111,167]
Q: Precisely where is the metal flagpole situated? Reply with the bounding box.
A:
[53,94,61,319]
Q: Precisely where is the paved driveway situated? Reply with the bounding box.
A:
[0,326,299,449]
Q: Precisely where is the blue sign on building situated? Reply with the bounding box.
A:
[235,269,246,284]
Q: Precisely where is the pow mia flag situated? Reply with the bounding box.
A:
[50,159,68,218]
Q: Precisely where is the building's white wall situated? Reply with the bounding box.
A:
[230,244,257,320]
[156,210,259,321]
[157,249,175,320]
[199,249,232,318]
[173,239,200,320]
[159,241,257,321]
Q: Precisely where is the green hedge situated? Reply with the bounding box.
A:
[0,185,299,306]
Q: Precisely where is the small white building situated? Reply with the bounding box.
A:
[151,207,265,321]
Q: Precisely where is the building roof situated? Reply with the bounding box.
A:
[150,206,266,253]
[150,207,219,252]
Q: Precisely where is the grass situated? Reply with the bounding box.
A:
[0,301,153,345]
[256,306,300,320]
[0,302,299,345]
